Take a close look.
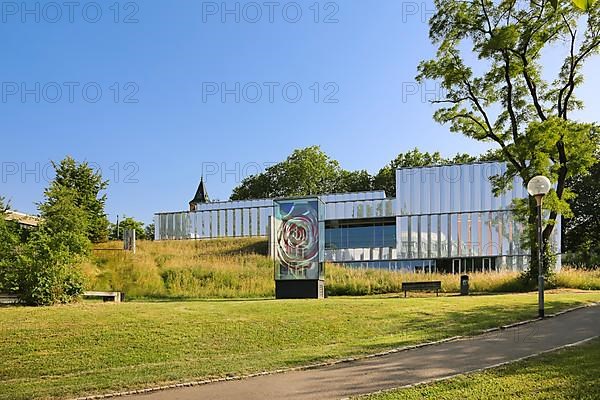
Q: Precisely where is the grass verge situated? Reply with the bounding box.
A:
[361,337,600,400]
[1,292,599,399]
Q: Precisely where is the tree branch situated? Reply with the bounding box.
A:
[501,50,521,144]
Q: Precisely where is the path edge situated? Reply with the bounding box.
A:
[73,301,600,400]
[349,335,600,399]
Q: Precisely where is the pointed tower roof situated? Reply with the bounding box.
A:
[190,177,210,206]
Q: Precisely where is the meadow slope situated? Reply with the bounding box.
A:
[85,239,600,298]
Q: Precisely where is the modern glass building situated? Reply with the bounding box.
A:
[154,162,561,273]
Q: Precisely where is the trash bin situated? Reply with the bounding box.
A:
[460,275,469,296]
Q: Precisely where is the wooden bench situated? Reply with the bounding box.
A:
[401,281,442,298]
[2,292,124,304]
[0,293,19,305]
[83,291,124,303]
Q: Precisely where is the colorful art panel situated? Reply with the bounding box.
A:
[274,198,324,280]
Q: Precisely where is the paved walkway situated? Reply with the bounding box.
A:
[129,305,600,400]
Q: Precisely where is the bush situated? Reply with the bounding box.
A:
[6,184,92,306]
[17,230,87,306]
[0,217,21,293]
[562,246,600,269]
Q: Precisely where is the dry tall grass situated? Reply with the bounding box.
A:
[326,265,527,295]
[84,238,600,298]
[554,268,600,290]
[85,238,273,298]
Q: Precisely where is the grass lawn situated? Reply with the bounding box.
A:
[0,291,598,399]
[362,338,600,400]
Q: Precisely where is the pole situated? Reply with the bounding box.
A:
[536,196,544,319]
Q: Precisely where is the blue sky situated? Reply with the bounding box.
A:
[1,1,598,224]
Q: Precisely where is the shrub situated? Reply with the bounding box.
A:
[17,230,87,305]
[0,217,21,293]
[12,184,92,306]
[562,246,600,269]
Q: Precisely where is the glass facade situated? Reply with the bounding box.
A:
[396,211,525,260]
[325,219,396,249]
[324,198,395,220]
[396,163,529,215]
[341,256,529,273]
[390,162,561,272]
[343,259,438,273]
[155,199,273,240]
[154,162,562,273]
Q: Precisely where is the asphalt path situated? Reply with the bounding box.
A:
[124,304,600,400]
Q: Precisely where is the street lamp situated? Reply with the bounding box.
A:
[527,175,551,318]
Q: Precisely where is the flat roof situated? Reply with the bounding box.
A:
[4,211,41,227]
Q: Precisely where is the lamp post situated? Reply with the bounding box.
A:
[527,175,551,318]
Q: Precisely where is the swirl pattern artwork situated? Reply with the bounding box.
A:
[274,199,322,280]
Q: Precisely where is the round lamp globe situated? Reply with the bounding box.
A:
[527,175,551,197]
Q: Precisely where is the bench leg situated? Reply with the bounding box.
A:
[404,291,407,298]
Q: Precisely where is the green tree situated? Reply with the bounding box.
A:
[17,185,89,305]
[47,157,110,243]
[231,146,346,200]
[230,172,274,201]
[334,170,373,193]
[417,0,600,281]
[18,229,87,306]
[478,148,504,162]
[110,216,146,240]
[144,223,155,241]
[0,197,21,293]
[448,153,478,164]
[373,149,495,196]
[563,161,600,267]
[0,196,9,213]
[38,186,91,256]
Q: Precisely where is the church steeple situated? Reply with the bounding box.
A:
[189,177,210,211]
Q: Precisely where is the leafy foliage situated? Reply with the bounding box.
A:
[336,169,373,193]
[231,146,498,200]
[15,183,90,305]
[109,216,147,240]
[572,0,596,11]
[372,149,445,195]
[45,156,110,243]
[144,223,155,241]
[0,196,10,213]
[372,148,495,195]
[230,146,372,200]
[17,229,87,306]
[0,206,21,293]
[563,161,600,267]
[0,161,93,305]
[417,0,600,281]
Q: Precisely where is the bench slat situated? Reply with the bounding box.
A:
[83,291,123,303]
[401,281,442,298]
[0,294,19,304]
[402,282,441,289]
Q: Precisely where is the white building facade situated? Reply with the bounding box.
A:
[154,162,561,273]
